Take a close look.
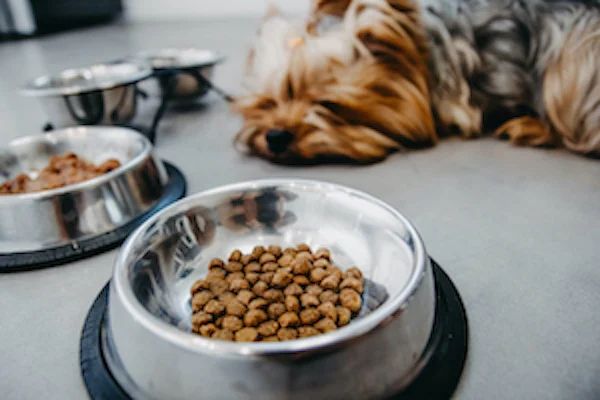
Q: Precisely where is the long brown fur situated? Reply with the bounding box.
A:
[235,0,600,163]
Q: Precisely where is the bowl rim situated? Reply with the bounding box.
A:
[112,179,429,356]
[0,126,153,202]
[20,61,152,97]
[136,48,225,70]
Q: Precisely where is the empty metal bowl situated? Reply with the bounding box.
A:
[21,61,152,128]
[137,48,224,103]
[0,126,168,253]
[107,179,436,399]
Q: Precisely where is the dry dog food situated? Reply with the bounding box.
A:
[190,244,365,342]
[0,152,121,194]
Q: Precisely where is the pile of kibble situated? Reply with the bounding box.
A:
[190,244,365,342]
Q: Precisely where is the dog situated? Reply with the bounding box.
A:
[233,0,600,163]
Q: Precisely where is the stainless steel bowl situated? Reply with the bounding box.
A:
[107,179,436,400]
[21,61,152,128]
[137,48,224,103]
[0,126,168,253]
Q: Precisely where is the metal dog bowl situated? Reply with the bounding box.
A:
[137,48,224,103]
[0,126,168,254]
[21,61,152,128]
[107,179,436,399]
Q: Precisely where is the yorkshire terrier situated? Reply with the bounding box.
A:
[233,0,600,163]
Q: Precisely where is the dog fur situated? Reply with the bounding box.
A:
[234,0,600,163]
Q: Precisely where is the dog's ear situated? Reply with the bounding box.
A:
[311,0,351,18]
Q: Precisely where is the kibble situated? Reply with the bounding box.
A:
[262,262,279,272]
[253,281,268,297]
[258,320,279,336]
[263,288,284,303]
[244,309,268,327]
[219,291,236,305]
[284,283,303,296]
[192,291,213,311]
[298,326,320,337]
[245,262,261,273]
[229,249,242,262]
[260,272,275,284]
[192,311,212,327]
[235,327,258,342]
[251,245,266,259]
[318,302,337,322]
[278,253,295,268]
[198,323,217,337]
[225,271,244,283]
[226,299,247,316]
[337,306,351,326]
[209,279,229,295]
[345,267,363,280]
[340,277,364,293]
[204,299,225,315]
[278,311,300,328]
[237,290,255,306]
[272,269,293,287]
[292,257,312,275]
[321,273,340,290]
[319,290,338,304]
[314,248,331,260]
[246,272,259,284]
[259,253,277,264]
[294,275,310,286]
[315,317,337,333]
[209,258,225,269]
[285,295,300,312]
[277,327,298,340]
[212,329,234,341]
[340,288,362,313]
[267,302,286,319]
[190,245,366,342]
[305,284,323,296]
[300,293,320,308]
[222,316,243,332]
[248,298,268,310]
[267,245,282,257]
[310,268,328,283]
[300,307,321,325]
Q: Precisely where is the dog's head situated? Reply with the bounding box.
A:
[234,0,437,164]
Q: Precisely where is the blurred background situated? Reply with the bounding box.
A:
[0,0,308,36]
[0,0,309,138]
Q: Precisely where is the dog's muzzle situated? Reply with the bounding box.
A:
[266,129,294,154]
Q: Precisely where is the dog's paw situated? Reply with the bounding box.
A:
[494,116,556,148]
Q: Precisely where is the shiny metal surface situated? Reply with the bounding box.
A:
[137,48,224,103]
[0,126,168,253]
[108,179,436,400]
[21,61,152,127]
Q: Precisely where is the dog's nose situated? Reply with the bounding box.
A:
[266,129,294,154]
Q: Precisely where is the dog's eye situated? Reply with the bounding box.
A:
[256,98,277,110]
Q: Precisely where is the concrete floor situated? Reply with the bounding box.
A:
[0,19,599,400]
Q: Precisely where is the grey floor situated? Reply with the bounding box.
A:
[1,19,599,400]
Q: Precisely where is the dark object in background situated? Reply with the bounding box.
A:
[0,0,122,39]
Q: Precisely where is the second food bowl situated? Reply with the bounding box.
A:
[107,179,436,399]
[0,127,180,267]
